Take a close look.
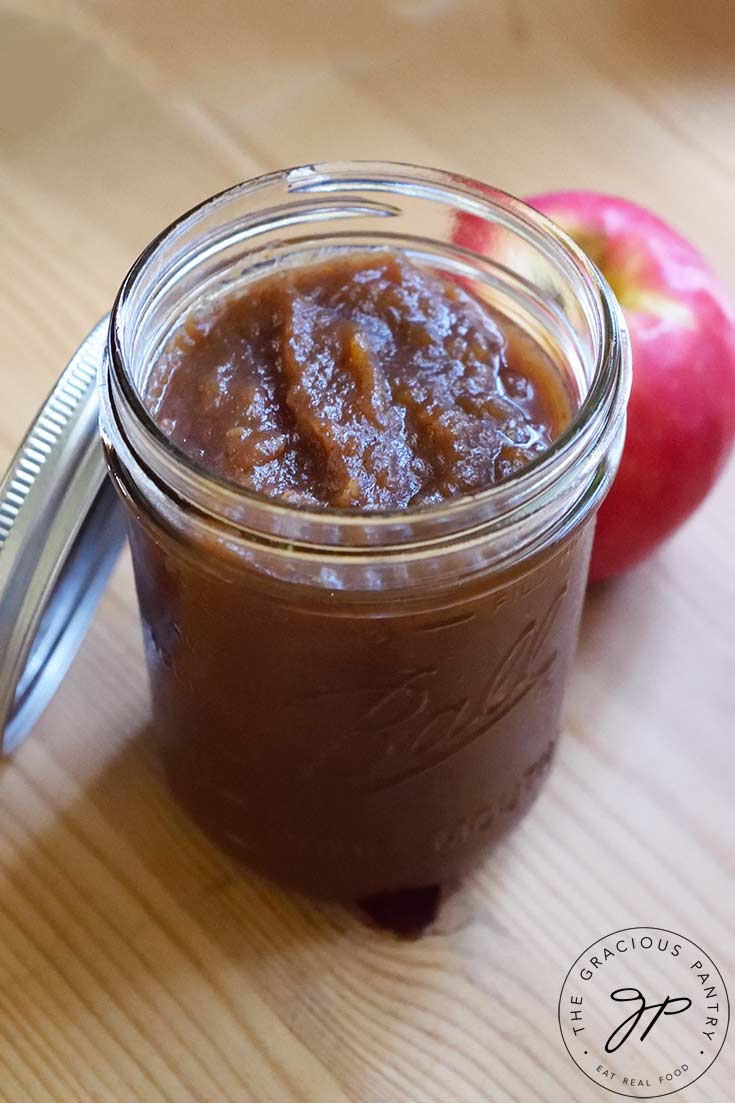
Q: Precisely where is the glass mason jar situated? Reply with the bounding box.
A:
[99,163,630,901]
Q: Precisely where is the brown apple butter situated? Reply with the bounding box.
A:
[130,251,591,902]
[146,253,572,508]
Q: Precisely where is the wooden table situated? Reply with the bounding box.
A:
[1,2,733,1100]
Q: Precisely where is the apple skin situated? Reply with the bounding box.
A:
[523,191,735,581]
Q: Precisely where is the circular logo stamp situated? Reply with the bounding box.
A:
[558,927,729,1098]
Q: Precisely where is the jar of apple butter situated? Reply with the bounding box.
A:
[99,163,630,900]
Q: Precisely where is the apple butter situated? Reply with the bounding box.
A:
[124,251,592,902]
[101,167,630,914]
[146,253,572,508]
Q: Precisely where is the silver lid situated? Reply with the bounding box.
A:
[0,318,126,754]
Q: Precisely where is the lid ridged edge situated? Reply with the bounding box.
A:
[0,318,127,753]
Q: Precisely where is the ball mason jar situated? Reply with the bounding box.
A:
[99,162,630,900]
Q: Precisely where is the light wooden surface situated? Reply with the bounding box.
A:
[1,3,734,1100]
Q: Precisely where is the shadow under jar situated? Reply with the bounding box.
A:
[100,163,630,901]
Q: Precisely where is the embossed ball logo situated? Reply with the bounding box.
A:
[558,928,729,1098]
[301,585,567,793]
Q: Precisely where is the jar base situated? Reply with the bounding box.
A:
[357,884,443,937]
[160,743,555,907]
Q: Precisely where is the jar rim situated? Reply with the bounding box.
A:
[104,160,630,557]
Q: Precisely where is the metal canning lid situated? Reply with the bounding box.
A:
[0,318,127,754]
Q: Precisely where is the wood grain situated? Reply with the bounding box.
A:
[0,2,733,1100]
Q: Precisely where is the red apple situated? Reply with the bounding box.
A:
[453,192,735,578]
[519,192,735,580]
